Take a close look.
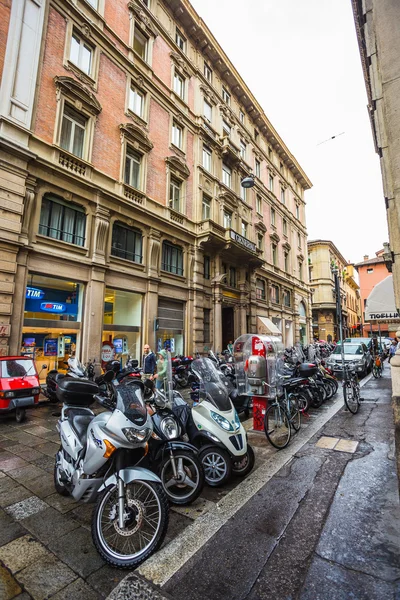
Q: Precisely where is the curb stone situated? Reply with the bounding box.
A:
[107,573,174,600]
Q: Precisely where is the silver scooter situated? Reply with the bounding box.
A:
[54,371,169,568]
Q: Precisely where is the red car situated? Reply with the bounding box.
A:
[0,356,42,422]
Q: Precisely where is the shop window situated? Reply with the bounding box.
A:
[202,194,211,220]
[204,308,211,344]
[169,177,182,212]
[256,278,266,300]
[173,69,185,99]
[39,195,86,247]
[111,222,143,263]
[222,163,232,188]
[162,241,183,275]
[24,274,83,324]
[204,62,212,83]
[60,104,87,159]
[133,28,148,61]
[70,31,93,76]
[270,284,279,304]
[229,267,237,288]
[175,27,186,52]
[202,145,212,172]
[283,290,291,307]
[103,288,142,362]
[125,147,142,189]
[204,255,210,280]
[129,86,145,119]
[203,99,212,123]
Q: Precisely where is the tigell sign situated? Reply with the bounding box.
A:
[230,230,256,253]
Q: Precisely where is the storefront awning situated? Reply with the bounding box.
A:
[365,275,400,321]
[257,316,282,336]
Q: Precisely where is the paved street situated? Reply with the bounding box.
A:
[1,368,399,599]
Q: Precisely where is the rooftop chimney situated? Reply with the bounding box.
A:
[363,255,369,261]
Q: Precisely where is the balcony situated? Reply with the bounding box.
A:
[220,136,241,165]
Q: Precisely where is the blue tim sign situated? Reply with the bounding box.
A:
[40,302,66,313]
[26,287,45,299]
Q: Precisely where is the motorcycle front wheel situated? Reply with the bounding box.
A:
[92,480,169,569]
[160,450,204,505]
[231,444,255,477]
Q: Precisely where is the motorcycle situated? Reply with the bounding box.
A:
[54,370,169,568]
[44,357,91,403]
[141,380,204,505]
[171,357,255,487]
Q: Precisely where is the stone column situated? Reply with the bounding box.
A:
[213,294,222,352]
[8,249,29,355]
[81,268,106,363]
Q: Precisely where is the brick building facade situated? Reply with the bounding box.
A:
[0,0,312,370]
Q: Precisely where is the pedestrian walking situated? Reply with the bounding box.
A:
[142,344,156,378]
[153,349,168,391]
[389,339,397,362]
[227,340,234,354]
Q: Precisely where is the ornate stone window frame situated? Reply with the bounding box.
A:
[128,1,158,67]
[165,155,190,216]
[126,74,149,126]
[63,20,100,89]
[54,76,102,163]
[119,122,154,194]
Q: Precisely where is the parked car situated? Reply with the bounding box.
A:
[0,357,44,422]
[326,342,373,378]
[344,337,388,358]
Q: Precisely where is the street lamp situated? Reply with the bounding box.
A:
[382,241,393,272]
[331,262,346,369]
[241,174,255,188]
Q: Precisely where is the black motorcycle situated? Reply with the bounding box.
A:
[124,379,204,505]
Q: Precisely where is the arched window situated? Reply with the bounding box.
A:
[299,301,307,317]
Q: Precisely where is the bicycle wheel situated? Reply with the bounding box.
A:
[264,404,291,449]
[287,395,301,432]
[343,380,359,414]
[372,365,378,379]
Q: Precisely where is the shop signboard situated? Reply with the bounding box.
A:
[40,302,67,313]
[26,287,45,299]
[170,338,175,353]
[113,338,123,353]
[44,338,58,356]
[101,343,115,363]
[25,299,79,315]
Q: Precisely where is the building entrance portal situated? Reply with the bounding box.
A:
[222,306,234,353]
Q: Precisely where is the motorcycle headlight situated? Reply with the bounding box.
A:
[234,411,241,431]
[210,411,234,431]
[122,427,151,443]
[160,417,179,440]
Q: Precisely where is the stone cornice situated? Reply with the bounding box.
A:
[119,123,154,152]
[54,76,102,114]
[165,155,190,178]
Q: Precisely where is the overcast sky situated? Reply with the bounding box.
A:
[190,0,388,264]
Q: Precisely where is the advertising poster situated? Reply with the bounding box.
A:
[44,338,58,356]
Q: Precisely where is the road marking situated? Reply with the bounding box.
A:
[137,376,372,588]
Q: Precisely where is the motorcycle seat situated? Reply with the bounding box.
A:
[66,408,94,447]
[281,377,307,388]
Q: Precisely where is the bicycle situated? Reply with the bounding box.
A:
[264,380,302,450]
[343,364,361,414]
[372,354,383,378]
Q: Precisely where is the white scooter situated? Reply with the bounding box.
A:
[171,357,255,487]
[54,371,169,568]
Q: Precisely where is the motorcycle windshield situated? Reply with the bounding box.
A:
[67,357,86,376]
[191,358,232,412]
[114,383,148,426]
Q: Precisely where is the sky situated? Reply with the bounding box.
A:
[189,0,388,265]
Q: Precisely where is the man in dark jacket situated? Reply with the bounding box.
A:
[142,344,156,378]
